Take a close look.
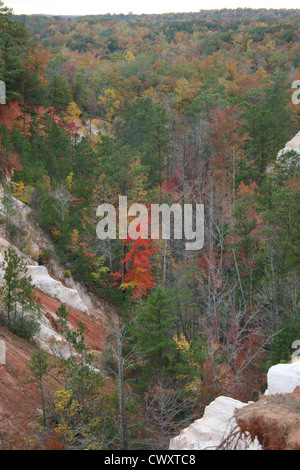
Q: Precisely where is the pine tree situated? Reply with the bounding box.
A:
[47,75,72,122]
[134,287,176,375]
[0,248,40,338]
[28,349,50,426]
[19,64,44,135]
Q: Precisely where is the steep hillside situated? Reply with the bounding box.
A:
[169,360,300,450]
[0,325,60,450]
[0,5,299,450]
[0,186,114,450]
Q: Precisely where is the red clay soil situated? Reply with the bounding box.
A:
[0,289,111,450]
[235,387,300,450]
[0,100,22,129]
[0,99,53,130]
[0,100,23,176]
[1,150,22,178]
[0,100,62,177]
[34,290,111,353]
[0,326,61,450]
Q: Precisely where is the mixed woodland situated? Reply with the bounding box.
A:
[0,3,300,449]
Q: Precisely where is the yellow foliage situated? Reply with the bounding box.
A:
[174,31,185,43]
[67,101,82,120]
[125,50,135,62]
[12,181,34,204]
[12,181,25,196]
[120,280,138,291]
[71,228,79,250]
[173,333,190,352]
[98,88,115,104]
[66,172,74,191]
[265,38,276,50]
[98,88,120,119]
[54,389,82,417]
[175,77,200,108]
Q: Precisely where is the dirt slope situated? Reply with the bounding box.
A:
[34,289,111,354]
[235,387,300,450]
[0,326,60,450]
[0,287,112,450]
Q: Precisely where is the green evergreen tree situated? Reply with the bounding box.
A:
[134,287,176,375]
[55,303,69,330]
[0,4,30,99]
[0,248,40,339]
[117,97,169,190]
[63,321,103,411]
[28,349,50,426]
[267,313,300,366]
[47,75,72,122]
[19,66,44,135]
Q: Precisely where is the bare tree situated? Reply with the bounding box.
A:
[144,375,192,450]
[51,183,73,221]
[103,318,135,450]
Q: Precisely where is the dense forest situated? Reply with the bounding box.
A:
[0,2,300,450]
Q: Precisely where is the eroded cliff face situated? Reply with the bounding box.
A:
[266,129,300,175]
[276,130,300,159]
[235,387,300,451]
[169,361,300,451]
[0,184,113,449]
[0,326,60,450]
[169,396,261,450]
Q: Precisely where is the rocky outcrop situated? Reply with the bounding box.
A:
[0,182,113,355]
[169,360,300,450]
[0,243,111,449]
[235,387,300,450]
[276,130,300,159]
[27,265,89,314]
[32,308,70,358]
[0,186,114,372]
[234,362,300,450]
[265,360,300,395]
[266,130,300,175]
[169,396,261,450]
[0,183,66,277]
[0,236,36,277]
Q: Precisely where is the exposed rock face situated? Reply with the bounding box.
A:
[27,265,89,314]
[33,289,110,358]
[32,308,70,357]
[0,236,36,280]
[0,183,63,273]
[170,360,300,450]
[0,146,114,448]
[235,388,300,450]
[169,396,261,450]
[0,268,111,449]
[276,130,300,159]
[266,130,300,175]
[0,184,105,312]
[265,361,300,395]
[235,362,300,450]
[0,189,113,361]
